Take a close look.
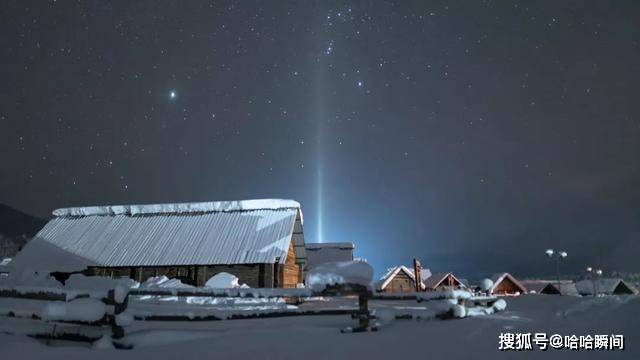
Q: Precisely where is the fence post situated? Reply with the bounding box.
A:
[106,288,129,340]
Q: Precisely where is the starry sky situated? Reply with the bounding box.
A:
[1,1,639,278]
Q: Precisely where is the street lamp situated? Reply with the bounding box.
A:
[586,267,603,297]
[546,249,568,295]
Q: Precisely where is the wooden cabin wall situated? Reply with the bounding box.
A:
[86,263,276,288]
[281,240,301,288]
[493,278,520,294]
[383,272,415,293]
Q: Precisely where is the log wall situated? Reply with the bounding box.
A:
[282,240,301,288]
[86,263,276,288]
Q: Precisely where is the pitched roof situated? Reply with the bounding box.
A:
[10,199,305,274]
[575,278,637,295]
[423,272,464,289]
[376,265,432,290]
[490,272,527,294]
[541,282,580,296]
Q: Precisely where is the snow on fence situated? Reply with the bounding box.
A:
[0,283,501,344]
[0,262,503,348]
[0,285,128,342]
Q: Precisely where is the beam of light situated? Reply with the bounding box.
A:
[316,122,324,243]
[315,34,327,244]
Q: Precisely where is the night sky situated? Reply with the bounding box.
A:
[1,1,639,278]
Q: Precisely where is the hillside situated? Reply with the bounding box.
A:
[0,204,47,258]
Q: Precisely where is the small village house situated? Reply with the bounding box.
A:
[376,265,432,293]
[575,278,637,296]
[8,199,307,288]
[423,272,465,291]
[489,273,527,296]
[540,282,580,296]
[520,280,579,296]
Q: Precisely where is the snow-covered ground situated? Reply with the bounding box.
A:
[0,294,637,359]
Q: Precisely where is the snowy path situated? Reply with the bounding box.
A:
[0,295,637,359]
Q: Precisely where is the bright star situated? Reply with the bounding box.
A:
[169,90,177,99]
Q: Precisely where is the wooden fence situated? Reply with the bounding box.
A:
[0,284,497,348]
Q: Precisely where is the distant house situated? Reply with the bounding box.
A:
[376,265,432,293]
[540,282,580,296]
[490,273,527,295]
[9,199,307,288]
[520,280,581,296]
[520,280,550,294]
[423,272,465,291]
[305,242,354,269]
[575,279,637,296]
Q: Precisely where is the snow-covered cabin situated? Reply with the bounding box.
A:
[540,281,580,296]
[520,280,549,294]
[376,265,432,293]
[489,273,527,296]
[520,280,578,295]
[8,199,307,288]
[423,272,465,291]
[305,242,354,270]
[575,278,637,296]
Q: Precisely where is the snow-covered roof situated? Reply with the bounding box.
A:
[52,199,301,218]
[376,265,432,291]
[541,282,580,296]
[10,199,306,273]
[423,272,465,289]
[521,280,572,294]
[575,278,637,295]
[490,273,527,294]
[520,280,551,293]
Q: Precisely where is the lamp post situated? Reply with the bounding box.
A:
[546,249,568,295]
[586,267,603,297]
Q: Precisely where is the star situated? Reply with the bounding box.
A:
[169,90,177,99]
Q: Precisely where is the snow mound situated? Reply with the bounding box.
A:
[41,298,106,322]
[141,276,194,289]
[479,278,493,292]
[92,335,114,349]
[116,311,134,326]
[466,298,508,317]
[452,304,466,318]
[306,261,373,292]
[493,298,507,311]
[204,272,248,289]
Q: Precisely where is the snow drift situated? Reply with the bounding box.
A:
[204,272,248,289]
[306,261,373,292]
